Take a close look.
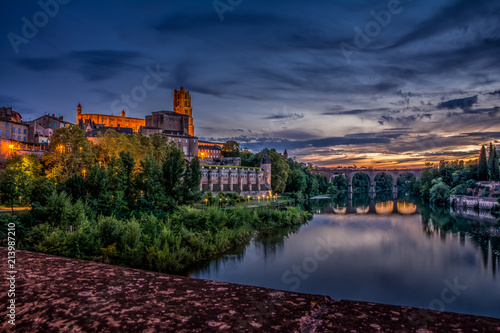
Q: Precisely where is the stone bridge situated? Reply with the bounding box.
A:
[312,167,422,198]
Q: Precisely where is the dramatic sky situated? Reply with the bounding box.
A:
[1,0,499,167]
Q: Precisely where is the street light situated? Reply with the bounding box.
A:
[9,144,14,156]
[205,198,208,206]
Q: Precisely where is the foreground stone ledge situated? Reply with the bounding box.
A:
[0,248,499,332]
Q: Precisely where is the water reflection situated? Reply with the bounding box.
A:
[189,195,500,318]
[310,192,418,216]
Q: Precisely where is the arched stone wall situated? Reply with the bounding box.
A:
[312,168,422,198]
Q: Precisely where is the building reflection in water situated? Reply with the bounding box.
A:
[397,202,418,215]
[375,201,394,215]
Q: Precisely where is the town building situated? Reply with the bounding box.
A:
[0,107,30,159]
[145,111,191,135]
[139,126,199,161]
[77,103,145,132]
[198,140,222,159]
[27,114,73,144]
[0,107,29,143]
[200,149,272,195]
[173,87,195,136]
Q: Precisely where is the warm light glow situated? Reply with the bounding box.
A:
[375,201,395,215]
[397,202,417,215]
[356,206,369,214]
[333,205,347,214]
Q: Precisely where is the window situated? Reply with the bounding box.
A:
[54,123,57,128]
[18,128,21,134]
[23,129,26,134]
[49,123,51,127]
[6,130,9,137]
[18,136,21,141]
[5,123,8,127]
[23,137,26,142]
[0,130,2,136]
[12,127,15,132]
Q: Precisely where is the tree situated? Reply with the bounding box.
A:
[488,143,499,181]
[64,174,87,203]
[0,168,30,212]
[314,173,328,194]
[0,156,36,210]
[263,149,289,193]
[119,151,136,202]
[374,173,393,192]
[43,126,95,183]
[136,155,165,207]
[328,174,348,196]
[222,140,240,157]
[162,143,185,200]
[30,177,56,206]
[478,145,488,181]
[429,178,450,205]
[241,151,260,167]
[182,157,202,203]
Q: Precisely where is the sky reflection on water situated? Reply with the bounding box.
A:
[190,198,500,318]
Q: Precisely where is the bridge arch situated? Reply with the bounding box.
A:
[312,167,422,198]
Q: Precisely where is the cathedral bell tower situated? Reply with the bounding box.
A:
[77,102,82,120]
[173,87,194,136]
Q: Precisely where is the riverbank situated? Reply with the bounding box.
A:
[1,248,499,332]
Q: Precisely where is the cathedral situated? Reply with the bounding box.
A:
[76,87,272,195]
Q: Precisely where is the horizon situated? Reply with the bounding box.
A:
[1,0,499,168]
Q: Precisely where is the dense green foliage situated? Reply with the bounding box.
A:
[3,195,311,272]
[478,145,488,181]
[0,129,203,213]
[222,140,241,157]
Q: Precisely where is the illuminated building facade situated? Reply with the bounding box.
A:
[173,87,194,136]
[0,107,29,143]
[28,114,73,144]
[77,103,145,132]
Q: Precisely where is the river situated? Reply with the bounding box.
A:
[187,194,500,319]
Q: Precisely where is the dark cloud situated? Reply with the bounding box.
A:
[488,90,500,96]
[323,108,390,116]
[463,107,500,116]
[386,0,497,49]
[263,113,304,120]
[379,113,432,124]
[437,96,478,110]
[462,131,500,138]
[14,50,144,82]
